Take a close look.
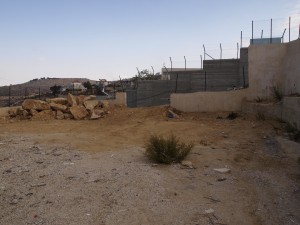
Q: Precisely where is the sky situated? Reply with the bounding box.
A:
[0,0,299,86]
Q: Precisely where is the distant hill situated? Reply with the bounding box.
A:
[0,78,98,96]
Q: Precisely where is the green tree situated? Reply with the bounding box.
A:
[50,85,61,96]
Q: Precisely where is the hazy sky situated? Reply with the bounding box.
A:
[0,0,299,86]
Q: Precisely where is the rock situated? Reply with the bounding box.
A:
[90,111,101,120]
[22,99,50,111]
[90,109,105,120]
[213,168,231,174]
[168,110,179,119]
[47,98,68,105]
[64,113,73,120]
[50,102,68,112]
[217,177,227,182]
[204,208,215,214]
[8,108,19,117]
[100,100,110,108]
[77,95,86,106]
[70,105,89,120]
[67,93,78,106]
[11,199,18,205]
[84,100,99,111]
[180,160,194,169]
[56,110,65,120]
[30,109,38,116]
[84,95,97,101]
[32,110,56,120]
[22,109,29,118]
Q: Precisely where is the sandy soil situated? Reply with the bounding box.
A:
[0,106,300,225]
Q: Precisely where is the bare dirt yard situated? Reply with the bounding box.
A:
[0,106,299,225]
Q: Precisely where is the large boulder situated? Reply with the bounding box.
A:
[47,98,68,105]
[69,105,89,120]
[84,100,99,111]
[22,99,50,111]
[67,93,78,106]
[50,102,68,112]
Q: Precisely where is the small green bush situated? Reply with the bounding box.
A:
[145,134,194,164]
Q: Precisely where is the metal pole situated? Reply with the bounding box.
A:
[203,44,206,60]
[184,56,186,71]
[271,18,273,44]
[282,28,286,42]
[241,31,242,48]
[151,66,154,75]
[220,43,222,60]
[204,71,207,92]
[289,16,291,42]
[252,20,254,44]
[200,55,203,69]
[243,66,246,88]
[261,30,263,39]
[8,85,11,107]
[175,73,178,93]
[119,76,124,92]
[169,57,172,72]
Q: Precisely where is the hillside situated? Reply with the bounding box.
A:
[0,78,98,96]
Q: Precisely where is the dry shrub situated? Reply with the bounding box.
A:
[145,134,193,164]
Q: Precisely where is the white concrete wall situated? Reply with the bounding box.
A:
[171,39,300,112]
[248,39,300,99]
[171,89,249,112]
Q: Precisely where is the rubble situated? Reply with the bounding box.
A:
[8,93,110,121]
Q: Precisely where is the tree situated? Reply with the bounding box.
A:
[83,81,92,90]
[137,69,161,80]
[50,85,61,96]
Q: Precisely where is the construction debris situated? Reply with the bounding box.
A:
[9,93,109,120]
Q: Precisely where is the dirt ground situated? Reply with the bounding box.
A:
[0,106,300,225]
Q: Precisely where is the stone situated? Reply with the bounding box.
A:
[100,100,110,108]
[180,160,194,169]
[50,102,68,112]
[11,199,18,205]
[32,110,55,120]
[64,113,73,120]
[67,93,78,106]
[204,208,215,214]
[69,105,89,120]
[56,110,65,120]
[77,95,86,106]
[84,100,99,111]
[90,109,105,120]
[22,99,50,111]
[22,110,29,117]
[84,95,97,101]
[8,108,19,117]
[47,98,68,105]
[213,168,231,174]
[30,109,38,116]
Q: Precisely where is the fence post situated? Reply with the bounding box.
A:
[204,71,207,92]
[251,20,254,44]
[270,18,273,44]
[243,66,246,88]
[289,16,291,42]
[8,85,11,107]
[175,73,178,93]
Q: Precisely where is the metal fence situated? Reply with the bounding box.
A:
[0,85,116,107]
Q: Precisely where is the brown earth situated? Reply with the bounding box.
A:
[0,106,300,225]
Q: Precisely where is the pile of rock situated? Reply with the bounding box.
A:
[8,93,109,120]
